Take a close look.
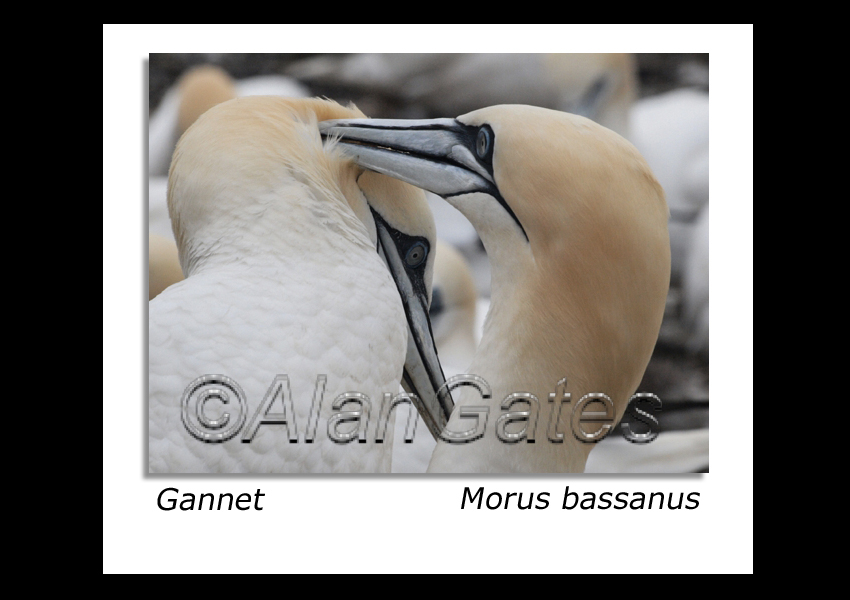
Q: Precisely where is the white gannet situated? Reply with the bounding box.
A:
[149,96,452,473]
[321,104,670,472]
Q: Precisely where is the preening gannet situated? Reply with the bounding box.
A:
[321,104,670,472]
[149,96,451,473]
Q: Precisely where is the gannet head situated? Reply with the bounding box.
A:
[352,168,455,436]
[168,96,452,438]
[319,105,670,427]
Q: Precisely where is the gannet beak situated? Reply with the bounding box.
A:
[372,209,454,440]
[321,118,493,194]
[319,117,526,239]
[319,119,528,239]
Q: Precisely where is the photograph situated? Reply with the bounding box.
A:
[147,52,710,474]
[104,26,752,574]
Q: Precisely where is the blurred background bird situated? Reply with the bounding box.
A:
[148,53,709,472]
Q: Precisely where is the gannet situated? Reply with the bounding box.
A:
[321,104,670,472]
[149,96,451,473]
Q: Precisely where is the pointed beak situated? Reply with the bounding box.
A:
[319,117,527,240]
[372,211,454,439]
[320,117,494,197]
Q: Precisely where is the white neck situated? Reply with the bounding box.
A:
[427,193,595,472]
[427,190,665,473]
[177,172,373,278]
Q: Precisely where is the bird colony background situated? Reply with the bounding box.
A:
[147,53,709,473]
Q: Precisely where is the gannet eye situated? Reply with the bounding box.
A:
[476,127,491,158]
[405,242,428,267]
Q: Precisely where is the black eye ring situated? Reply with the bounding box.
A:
[405,242,428,268]
[476,127,491,158]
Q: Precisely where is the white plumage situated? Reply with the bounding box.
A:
[149,96,439,473]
